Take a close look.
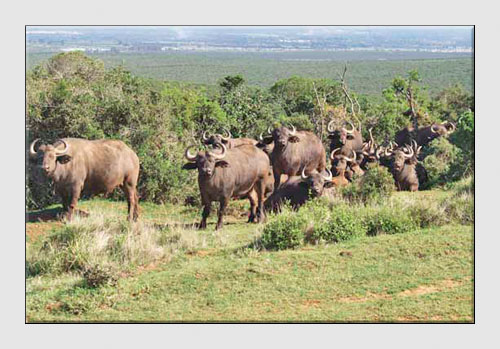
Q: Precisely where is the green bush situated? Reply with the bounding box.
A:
[364,206,419,236]
[421,137,461,188]
[342,165,395,203]
[261,208,308,250]
[309,204,366,243]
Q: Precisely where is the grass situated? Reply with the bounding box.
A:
[26,187,473,323]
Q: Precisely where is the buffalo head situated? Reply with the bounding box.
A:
[263,125,299,148]
[201,128,232,146]
[299,167,334,197]
[327,120,356,145]
[330,147,357,175]
[182,143,229,178]
[29,139,71,177]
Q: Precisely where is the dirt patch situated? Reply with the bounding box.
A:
[338,292,392,303]
[26,222,62,242]
[398,279,461,297]
[186,249,217,257]
[302,299,321,307]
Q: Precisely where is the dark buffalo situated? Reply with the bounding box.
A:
[264,168,333,212]
[384,141,422,192]
[260,125,327,192]
[182,143,270,230]
[29,138,140,221]
[327,120,364,155]
[395,121,456,147]
[202,128,258,149]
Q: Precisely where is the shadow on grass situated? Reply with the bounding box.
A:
[26,207,89,223]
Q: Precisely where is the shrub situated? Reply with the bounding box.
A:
[364,206,419,236]
[309,204,366,243]
[82,263,118,288]
[421,137,461,188]
[342,165,395,203]
[261,207,308,250]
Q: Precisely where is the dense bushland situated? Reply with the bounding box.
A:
[26,52,474,209]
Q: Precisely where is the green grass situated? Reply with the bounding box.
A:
[26,189,473,323]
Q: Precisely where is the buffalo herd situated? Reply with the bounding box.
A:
[29,120,455,229]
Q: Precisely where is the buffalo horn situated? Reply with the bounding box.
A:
[327,120,336,133]
[29,138,40,157]
[202,130,210,141]
[184,145,198,161]
[221,128,232,141]
[322,168,333,181]
[431,124,439,134]
[301,167,308,180]
[345,121,355,134]
[344,150,356,163]
[330,147,341,161]
[267,126,273,135]
[55,139,69,156]
[289,124,296,135]
[209,142,227,160]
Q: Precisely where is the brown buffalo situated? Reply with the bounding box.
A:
[260,125,327,192]
[264,168,333,212]
[182,143,270,230]
[327,120,364,156]
[330,147,358,184]
[202,128,258,149]
[29,138,140,221]
[384,141,422,192]
[395,121,456,147]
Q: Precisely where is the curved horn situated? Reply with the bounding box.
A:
[202,130,210,141]
[289,124,296,136]
[267,126,273,135]
[431,124,439,134]
[362,142,371,156]
[403,146,414,159]
[343,150,357,163]
[330,147,340,161]
[259,132,264,141]
[446,121,456,133]
[301,167,308,180]
[55,139,69,156]
[369,128,375,145]
[322,168,333,181]
[411,140,418,152]
[345,121,355,134]
[327,120,336,133]
[184,145,198,161]
[29,138,40,157]
[375,146,383,159]
[208,142,227,160]
[221,128,232,141]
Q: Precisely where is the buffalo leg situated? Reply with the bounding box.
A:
[123,181,139,222]
[254,179,266,223]
[272,169,281,193]
[66,185,82,221]
[199,203,211,230]
[247,190,258,223]
[216,198,228,230]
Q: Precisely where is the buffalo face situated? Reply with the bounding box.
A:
[183,143,229,178]
[299,168,334,197]
[271,125,299,148]
[327,121,356,146]
[29,139,71,177]
[202,129,231,147]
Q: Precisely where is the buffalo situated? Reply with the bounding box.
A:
[264,168,334,212]
[327,120,364,155]
[182,143,270,230]
[260,125,327,192]
[29,138,140,221]
[202,128,258,149]
[330,148,358,185]
[384,141,422,192]
[395,121,456,147]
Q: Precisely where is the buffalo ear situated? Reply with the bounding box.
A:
[57,155,72,164]
[215,160,230,168]
[324,181,334,188]
[182,162,198,170]
[288,135,300,143]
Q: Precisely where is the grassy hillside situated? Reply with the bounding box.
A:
[26,185,473,323]
[26,51,473,97]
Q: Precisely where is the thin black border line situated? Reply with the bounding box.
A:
[25,24,475,325]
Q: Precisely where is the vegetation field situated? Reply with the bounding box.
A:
[26,182,474,323]
[26,51,473,97]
